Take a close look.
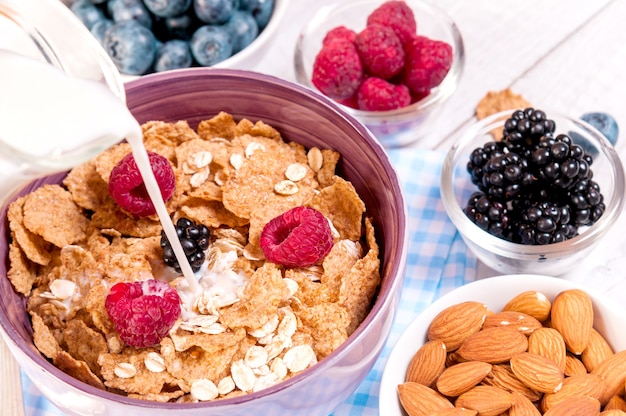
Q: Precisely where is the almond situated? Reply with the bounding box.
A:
[509,390,542,416]
[405,340,447,386]
[601,410,626,416]
[482,310,543,335]
[509,352,564,394]
[503,290,552,322]
[427,301,488,351]
[454,385,515,416]
[540,373,604,412]
[528,327,567,372]
[582,328,614,373]
[482,364,542,402]
[550,289,594,354]
[591,349,626,404]
[564,352,588,376]
[436,361,493,397]
[398,382,454,416]
[605,395,626,411]
[431,408,478,416]
[457,327,528,364]
[543,395,600,416]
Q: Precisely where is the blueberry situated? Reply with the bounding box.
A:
[103,20,157,75]
[154,40,193,72]
[570,112,619,158]
[70,0,106,30]
[107,0,153,29]
[143,0,192,18]
[154,13,198,41]
[239,0,274,29]
[190,25,233,66]
[193,0,238,24]
[90,19,114,45]
[581,112,619,146]
[225,10,258,53]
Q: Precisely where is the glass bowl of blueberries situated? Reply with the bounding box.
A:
[67,0,287,76]
[440,108,625,276]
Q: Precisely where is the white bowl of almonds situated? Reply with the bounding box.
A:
[380,275,626,416]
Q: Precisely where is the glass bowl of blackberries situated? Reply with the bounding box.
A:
[440,108,625,276]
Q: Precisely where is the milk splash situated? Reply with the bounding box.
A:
[0,50,200,297]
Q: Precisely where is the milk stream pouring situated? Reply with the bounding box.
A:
[0,50,201,295]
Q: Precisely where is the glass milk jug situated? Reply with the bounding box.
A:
[0,0,128,199]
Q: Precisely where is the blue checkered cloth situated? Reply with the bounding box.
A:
[21,149,477,416]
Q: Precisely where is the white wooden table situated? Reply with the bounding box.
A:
[253,0,626,304]
[3,1,626,414]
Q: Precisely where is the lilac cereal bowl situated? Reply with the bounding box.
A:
[0,69,408,415]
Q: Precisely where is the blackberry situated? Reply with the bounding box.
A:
[161,217,210,272]
[464,192,511,238]
[467,140,506,187]
[479,151,534,200]
[516,200,577,245]
[531,134,592,190]
[568,178,605,226]
[502,108,556,157]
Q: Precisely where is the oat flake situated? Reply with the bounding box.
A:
[307,147,323,172]
[285,163,307,182]
[144,352,166,373]
[274,180,298,195]
[231,359,256,392]
[244,345,269,368]
[230,153,244,170]
[245,142,265,158]
[191,379,219,401]
[114,362,137,379]
[283,344,316,373]
[217,376,236,395]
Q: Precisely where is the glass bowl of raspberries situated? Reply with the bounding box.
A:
[294,0,465,148]
[440,108,625,276]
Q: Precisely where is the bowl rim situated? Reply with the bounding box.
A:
[0,67,410,410]
[378,273,626,416]
[440,109,626,259]
[293,0,466,119]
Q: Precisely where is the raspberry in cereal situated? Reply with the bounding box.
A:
[260,206,334,268]
[366,0,417,45]
[356,77,411,111]
[108,151,176,217]
[312,39,364,100]
[355,24,405,79]
[105,279,181,347]
[402,35,453,95]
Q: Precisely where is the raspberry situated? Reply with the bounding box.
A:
[355,24,405,79]
[356,77,411,111]
[105,279,181,347]
[259,206,334,268]
[323,26,357,46]
[312,39,364,100]
[108,151,176,217]
[366,0,417,45]
[402,35,453,95]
